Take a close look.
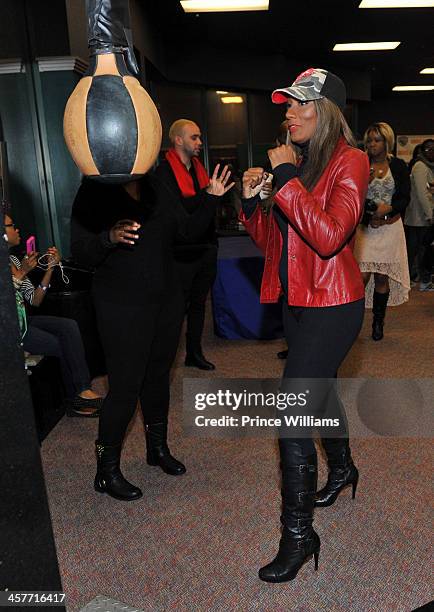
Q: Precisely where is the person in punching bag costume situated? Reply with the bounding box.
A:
[68,0,236,502]
[71,170,232,501]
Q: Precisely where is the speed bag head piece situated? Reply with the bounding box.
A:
[63,53,162,184]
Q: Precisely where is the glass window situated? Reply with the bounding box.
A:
[207,90,248,230]
[250,92,286,168]
[150,82,203,156]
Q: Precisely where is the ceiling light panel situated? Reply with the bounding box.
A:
[221,96,244,103]
[360,1,434,8]
[333,42,401,51]
[393,85,434,90]
[420,68,434,74]
[180,1,269,13]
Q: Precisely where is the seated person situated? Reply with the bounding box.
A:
[4,213,102,417]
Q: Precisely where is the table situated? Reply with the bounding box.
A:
[212,236,284,340]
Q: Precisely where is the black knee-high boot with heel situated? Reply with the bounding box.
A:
[372,290,389,341]
[259,441,320,583]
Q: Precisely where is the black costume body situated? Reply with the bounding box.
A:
[154,160,218,360]
[71,176,217,446]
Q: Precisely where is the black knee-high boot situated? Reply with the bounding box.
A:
[315,438,358,508]
[259,442,320,583]
[145,422,186,475]
[94,440,142,501]
[372,291,389,341]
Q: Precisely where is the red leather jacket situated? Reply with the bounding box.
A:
[240,138,370,307]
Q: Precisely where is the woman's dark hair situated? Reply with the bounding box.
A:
[1,198,10,218]
[299,98,356,191]
[421,138,434,153]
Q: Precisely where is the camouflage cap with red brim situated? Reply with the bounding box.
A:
[272,68,346,111]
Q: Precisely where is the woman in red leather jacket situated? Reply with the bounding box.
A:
[240,68,370,583]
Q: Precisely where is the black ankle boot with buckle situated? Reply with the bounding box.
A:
[145,422,186,475]
[94,440,142,501]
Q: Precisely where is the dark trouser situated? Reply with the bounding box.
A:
[405,225,433,283]
[175,246,217,354]
[280,299,365,458]
[23,316,91,398]
[94,291,184,446]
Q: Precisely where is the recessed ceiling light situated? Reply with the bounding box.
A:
[360,1,434,8]
[333,42,401,51]
[420,68,434,74]
[216,90,229,94]
[221,96,244,103]
[393,85,434,91]
[180,1,269,13]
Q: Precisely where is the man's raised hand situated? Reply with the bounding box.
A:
[206,164,236,196]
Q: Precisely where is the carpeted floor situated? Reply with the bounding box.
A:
[41,288,434,612]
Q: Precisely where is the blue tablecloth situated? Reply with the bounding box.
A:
[212,236,284,340]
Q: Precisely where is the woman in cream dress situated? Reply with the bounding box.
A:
[354,122,410,340]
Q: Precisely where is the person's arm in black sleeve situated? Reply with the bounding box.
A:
[241,194,261,219]
[389,157,411,217]
[175,192,219,243]
[153,175,219,244]
[273,162,298,189]
[181,191,207,214]
[70,183,115,268]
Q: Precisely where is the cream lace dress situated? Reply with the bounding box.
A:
[353,169,410,307]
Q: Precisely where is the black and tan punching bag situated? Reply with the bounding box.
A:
[63,0,161,183]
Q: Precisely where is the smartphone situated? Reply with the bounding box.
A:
[26,235,36,254]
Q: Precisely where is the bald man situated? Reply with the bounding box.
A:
[154,119,233,370]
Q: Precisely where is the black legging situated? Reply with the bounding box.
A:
[281,299,365,456]
[94,291,184,446]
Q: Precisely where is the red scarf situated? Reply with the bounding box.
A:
[165,148,209,198]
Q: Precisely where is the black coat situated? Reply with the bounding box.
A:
[153,159,217,257]
[70,175,217,305]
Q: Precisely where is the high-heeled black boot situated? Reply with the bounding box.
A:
[315,438,358,508]
[145,422,186,476]
[94,440,142,501]
[259,443,320,583]
[372,291,389,341]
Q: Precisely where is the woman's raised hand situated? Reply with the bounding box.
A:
[47,246,61,265]
[20,252,38,275]
[109,219,141,245]
[267,144,298,169]
[206,164,236,196]
[242,168,267,198]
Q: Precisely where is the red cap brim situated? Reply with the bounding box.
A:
[271,90,290,104]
